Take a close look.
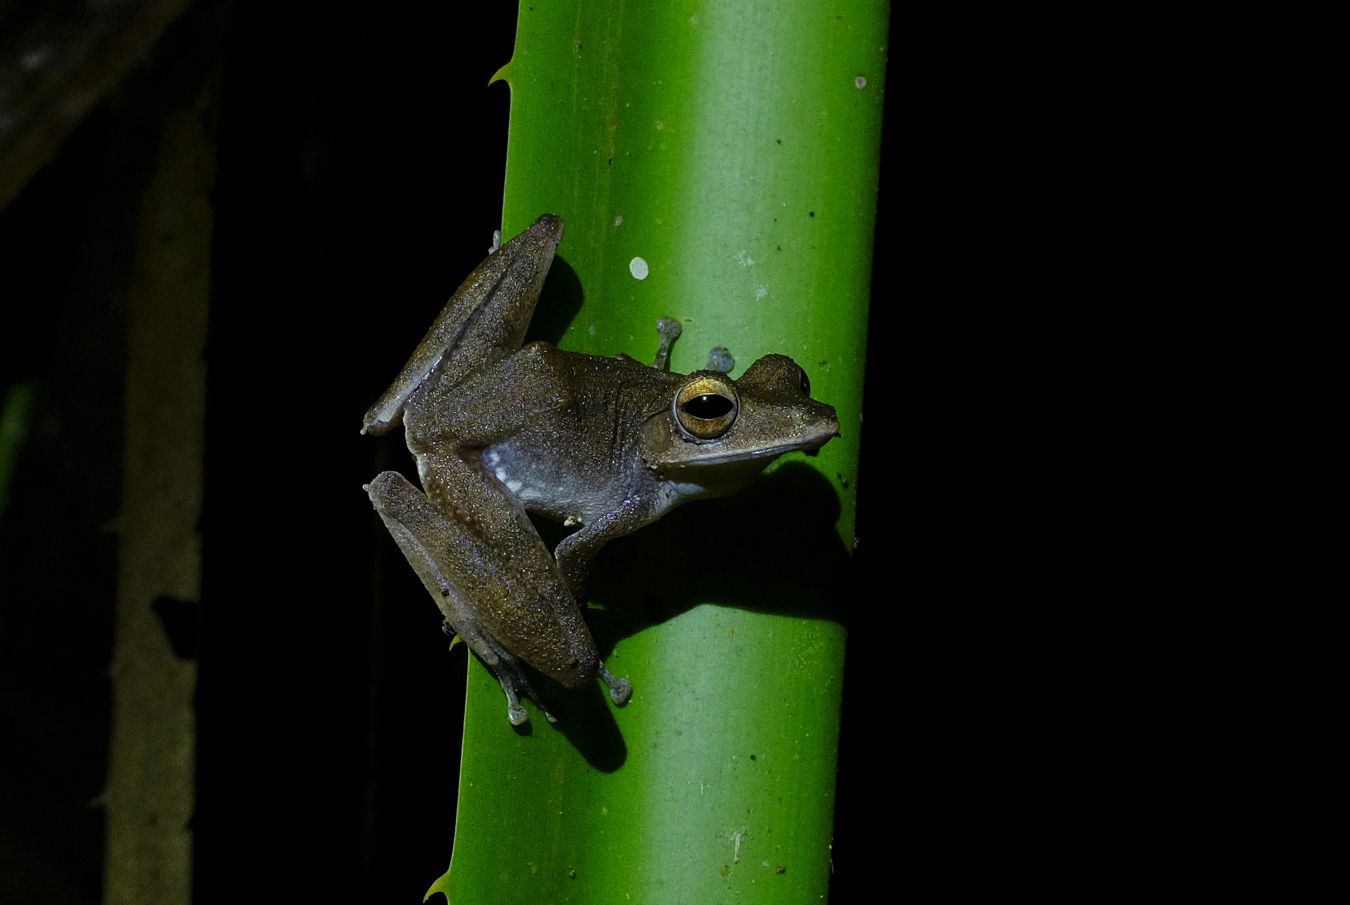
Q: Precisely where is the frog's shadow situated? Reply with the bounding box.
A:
[523,253,584,347]
[583,462,849,625]
[524,463,848,767]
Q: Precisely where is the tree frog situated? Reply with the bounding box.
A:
[363,214,839,725]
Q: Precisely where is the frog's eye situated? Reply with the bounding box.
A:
[797,366,811,396]
[673,375,739,440]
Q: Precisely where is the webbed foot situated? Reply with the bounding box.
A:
[653,317,682,369]
[598,660,632,706]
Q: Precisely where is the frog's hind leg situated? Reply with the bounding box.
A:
[366,470,560,725]
[361,214,563,436]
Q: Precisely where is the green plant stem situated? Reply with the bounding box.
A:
[431,3,886,902]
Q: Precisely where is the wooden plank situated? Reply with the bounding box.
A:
[104,55,214,905]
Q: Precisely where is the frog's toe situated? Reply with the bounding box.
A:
[705,345,735,373]
[598,661,632,706]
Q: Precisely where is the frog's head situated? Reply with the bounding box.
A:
[641,354,840,495]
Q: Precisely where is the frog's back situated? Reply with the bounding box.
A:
[474,344,679,524]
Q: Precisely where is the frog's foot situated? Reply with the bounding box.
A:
[438,614,556,725]
[652,317,682,370]
[705,346,734,373]
[469,637,558,729]
[500,677,556,726]
[598,660,632,706]
[496,661,558,729]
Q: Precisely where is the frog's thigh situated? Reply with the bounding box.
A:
[366,471,517,665]
[417,454,600,684]
[372,460,600,689]
[367,471,558,723]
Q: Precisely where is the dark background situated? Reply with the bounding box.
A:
[0,3,1341,902]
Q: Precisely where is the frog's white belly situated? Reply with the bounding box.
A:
[481,440,717,528]
[482,445,614,523]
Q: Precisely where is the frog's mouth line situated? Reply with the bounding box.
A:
[665,433,838,467]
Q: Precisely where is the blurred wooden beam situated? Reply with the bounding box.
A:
[0,0,194,211]
[103,17,216,905]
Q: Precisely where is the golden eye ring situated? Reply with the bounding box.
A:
[673,375,739,440]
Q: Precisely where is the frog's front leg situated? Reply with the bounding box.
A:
[554,495,665,603]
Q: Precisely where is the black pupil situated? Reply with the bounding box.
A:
[799,369,811,395]
[683,393,734,419]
